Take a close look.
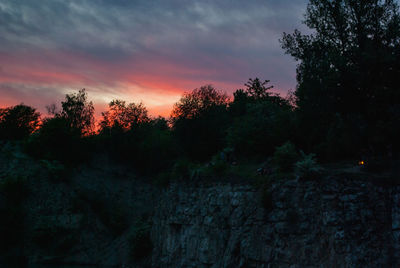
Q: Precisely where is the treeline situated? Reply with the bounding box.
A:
[0,81,295,172]
[1,0,400,178]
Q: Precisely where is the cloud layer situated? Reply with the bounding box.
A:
[0,0,307,116]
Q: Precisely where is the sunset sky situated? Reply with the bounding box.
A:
[0,0,307,117]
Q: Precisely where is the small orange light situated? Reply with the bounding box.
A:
[359,161,365,165]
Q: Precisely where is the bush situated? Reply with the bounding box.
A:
[272,142,299,172]
[208,153,229,176]
[170,158,197,181]
[294,152,323,180]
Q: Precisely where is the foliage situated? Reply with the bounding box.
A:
[227,78,296,158]
[229,78,289,117]
[99,99,149,133]
[294,152,323,180]
[281,0,400,158]
[169,158,198,181]
[171,85,229,120]
[272,142,299,172]
[133,121,177,173]
[172,85,230,161]
[228,100,295,157]
[50,89,95,136]
[243,78,287,105]
[25,89,94,163]
[25,116,87,163]
[0,104,41,141]
[99,116,177,175]
[97,100,176,174]
[208,153,229,176]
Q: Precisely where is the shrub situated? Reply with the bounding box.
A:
[170,159,196,181]
[208,153,229,176]
[272,142,299,172]
[294,152,323,180]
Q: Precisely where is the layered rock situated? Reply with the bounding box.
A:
[152,178,399,267]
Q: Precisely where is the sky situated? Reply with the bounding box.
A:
[0,0,308,117]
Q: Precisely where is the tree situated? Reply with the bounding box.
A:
[244,78,274,100]
[26,116,85,163]
[171,85,229,120]
[229,78,289,117]
[99,100,149,133]
[0,104,41,140]
[25,89,94,162]
[171,85,230,161]
[281,0,400,158]
[52,89,95,135]
[227,78,296,157]
[227,98,295,157]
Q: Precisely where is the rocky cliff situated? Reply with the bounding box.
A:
[152,178,400,267]
[2,144,400,267]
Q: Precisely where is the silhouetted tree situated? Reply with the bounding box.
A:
[0,104,40,140]
[281,0,400,158]
[26,89,94,163]
[171,85,230,161]
[228,79,295,157]
[229,78,289,117]
[50,89,95,135]
[245,78,274,100]
[26,117,84,163]
[171,85,229,120]
[97,100,176,174]
[99,100,149,133]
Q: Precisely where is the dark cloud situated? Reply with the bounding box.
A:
[0,0,308,115]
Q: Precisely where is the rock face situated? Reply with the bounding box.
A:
[2,144,400,267]
[152,178,400,267]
